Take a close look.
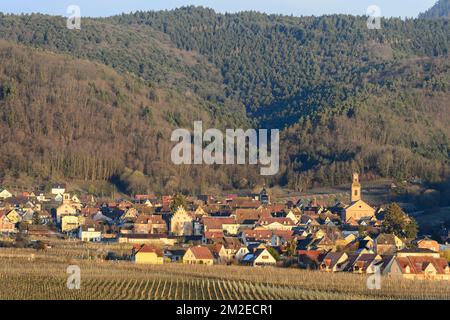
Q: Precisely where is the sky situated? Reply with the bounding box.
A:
[0,0,438,18]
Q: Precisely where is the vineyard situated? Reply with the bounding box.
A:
[0,244,449,300]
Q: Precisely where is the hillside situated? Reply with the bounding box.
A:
[0,13,248,128]
[420,0,450,19]
[0,40,258,194]
[0,8,449,194]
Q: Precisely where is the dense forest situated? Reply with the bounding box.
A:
[420,0,450,19]
[0,5,449,194]
[0,41,260,195]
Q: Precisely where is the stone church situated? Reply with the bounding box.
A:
[342,173,375,222]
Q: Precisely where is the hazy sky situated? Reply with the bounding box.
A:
[0,0,438,18]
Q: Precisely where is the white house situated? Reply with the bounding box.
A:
[37,193,48,202]
[51,184,66,195]
[286,210,299,224]
[241,248,277,267]
[222,222,240,236]
[79,226,102,242]
[235,246,250,262]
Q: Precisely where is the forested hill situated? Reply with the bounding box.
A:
[0,7,449,194]
[0,13,248,129]
[420,0,450,19]
[109,8,450,126]
[0,40,258,194]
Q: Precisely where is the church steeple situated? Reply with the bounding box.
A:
[351,173,361,202]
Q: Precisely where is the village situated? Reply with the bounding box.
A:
[0,173,449,281]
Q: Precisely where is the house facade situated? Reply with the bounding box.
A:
[79,226,102,242]
[374,234,405,255]
[61,215,79,232]
[319,252,349,272]
[183,246,214,265]
[56,202,77,223]
[134,215,167,234]
[386,256,450,280]
[0,211,16,233]
[132,244,164,264]
[241,248,277,267]
[415,238,440,252]
[5,209,22,224]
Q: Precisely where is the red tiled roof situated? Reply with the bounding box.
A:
[204,231,224,239]
[234,208,271,223]
[211,243,224,254]
[267,204,285,213]
[259,217,295,226]
[398,256,450,275]
[202,217,235,230]
[272,230,295,240]
[134,244,163,257]
[231,199,261,209]
[396,257,414,273]
[223,237,243,250]
[243,229,273,239]
[135,214,165,225]
[257,207,272,217]
[189,246,214,260]
[298,250,324,261]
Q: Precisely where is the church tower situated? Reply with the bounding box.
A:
[351,173,361,203]
[259,187,270,205]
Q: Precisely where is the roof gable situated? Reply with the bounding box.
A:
[346,200,374,211]
[188,246,214,260]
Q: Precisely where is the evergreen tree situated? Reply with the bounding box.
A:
[382,203,418,239]
[170,193,187,213]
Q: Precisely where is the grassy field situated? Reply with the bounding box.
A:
[0,241,449,300]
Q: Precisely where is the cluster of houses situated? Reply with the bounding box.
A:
[0,174,449,280]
